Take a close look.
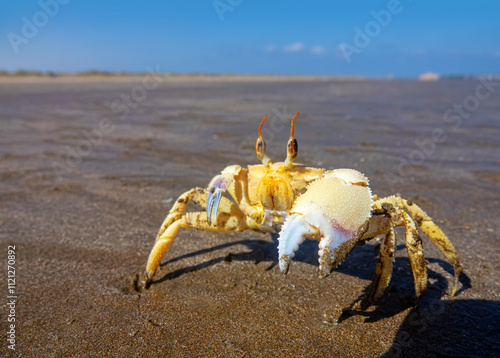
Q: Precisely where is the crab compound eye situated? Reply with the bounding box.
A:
[255,136,266,160]
[287,137,298,160]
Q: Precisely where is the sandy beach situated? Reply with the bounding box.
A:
[0,76,499,357]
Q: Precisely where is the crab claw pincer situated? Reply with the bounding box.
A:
[206,170,235,224]
[278,169,373,278]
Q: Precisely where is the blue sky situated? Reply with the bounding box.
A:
[0,0,499,77]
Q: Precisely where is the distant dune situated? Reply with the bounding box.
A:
[0,70,367,82]
[418,72,440,81]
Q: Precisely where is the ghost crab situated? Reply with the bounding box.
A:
[140,113,463,308]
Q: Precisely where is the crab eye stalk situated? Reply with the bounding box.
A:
[284,112,299,168]
[256,115,271,165]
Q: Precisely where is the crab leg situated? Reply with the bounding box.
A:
[402,211,428,298]
[353,217,396,309]
[402,198,463,296]
[371,198,428,299]
[350,218,396,310]
[374,196,463,298]
[155,188,207,238]
[371,224,397,301]
[142,188,247,288]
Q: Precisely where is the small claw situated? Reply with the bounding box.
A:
[207,174,233,224]
[209,190,223,224]
[206,187,223,224]
[206,190,214,224]
[278,214,316,274]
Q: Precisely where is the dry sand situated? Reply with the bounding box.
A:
[0,77,499,357]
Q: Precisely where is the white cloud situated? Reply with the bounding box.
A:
[265,45,275,53]
[284,42,304,53]
[310,46,325,55]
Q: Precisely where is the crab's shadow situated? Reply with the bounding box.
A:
[380,299,500,357]
[152,233,470,320]
[147,235,492,356]
[157,233,320,280]
[156,233,373,281]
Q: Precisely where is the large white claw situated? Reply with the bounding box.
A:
[278,168,372,277]
[278,214,317,274]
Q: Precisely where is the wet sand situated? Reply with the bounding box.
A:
[0,77,499,357]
